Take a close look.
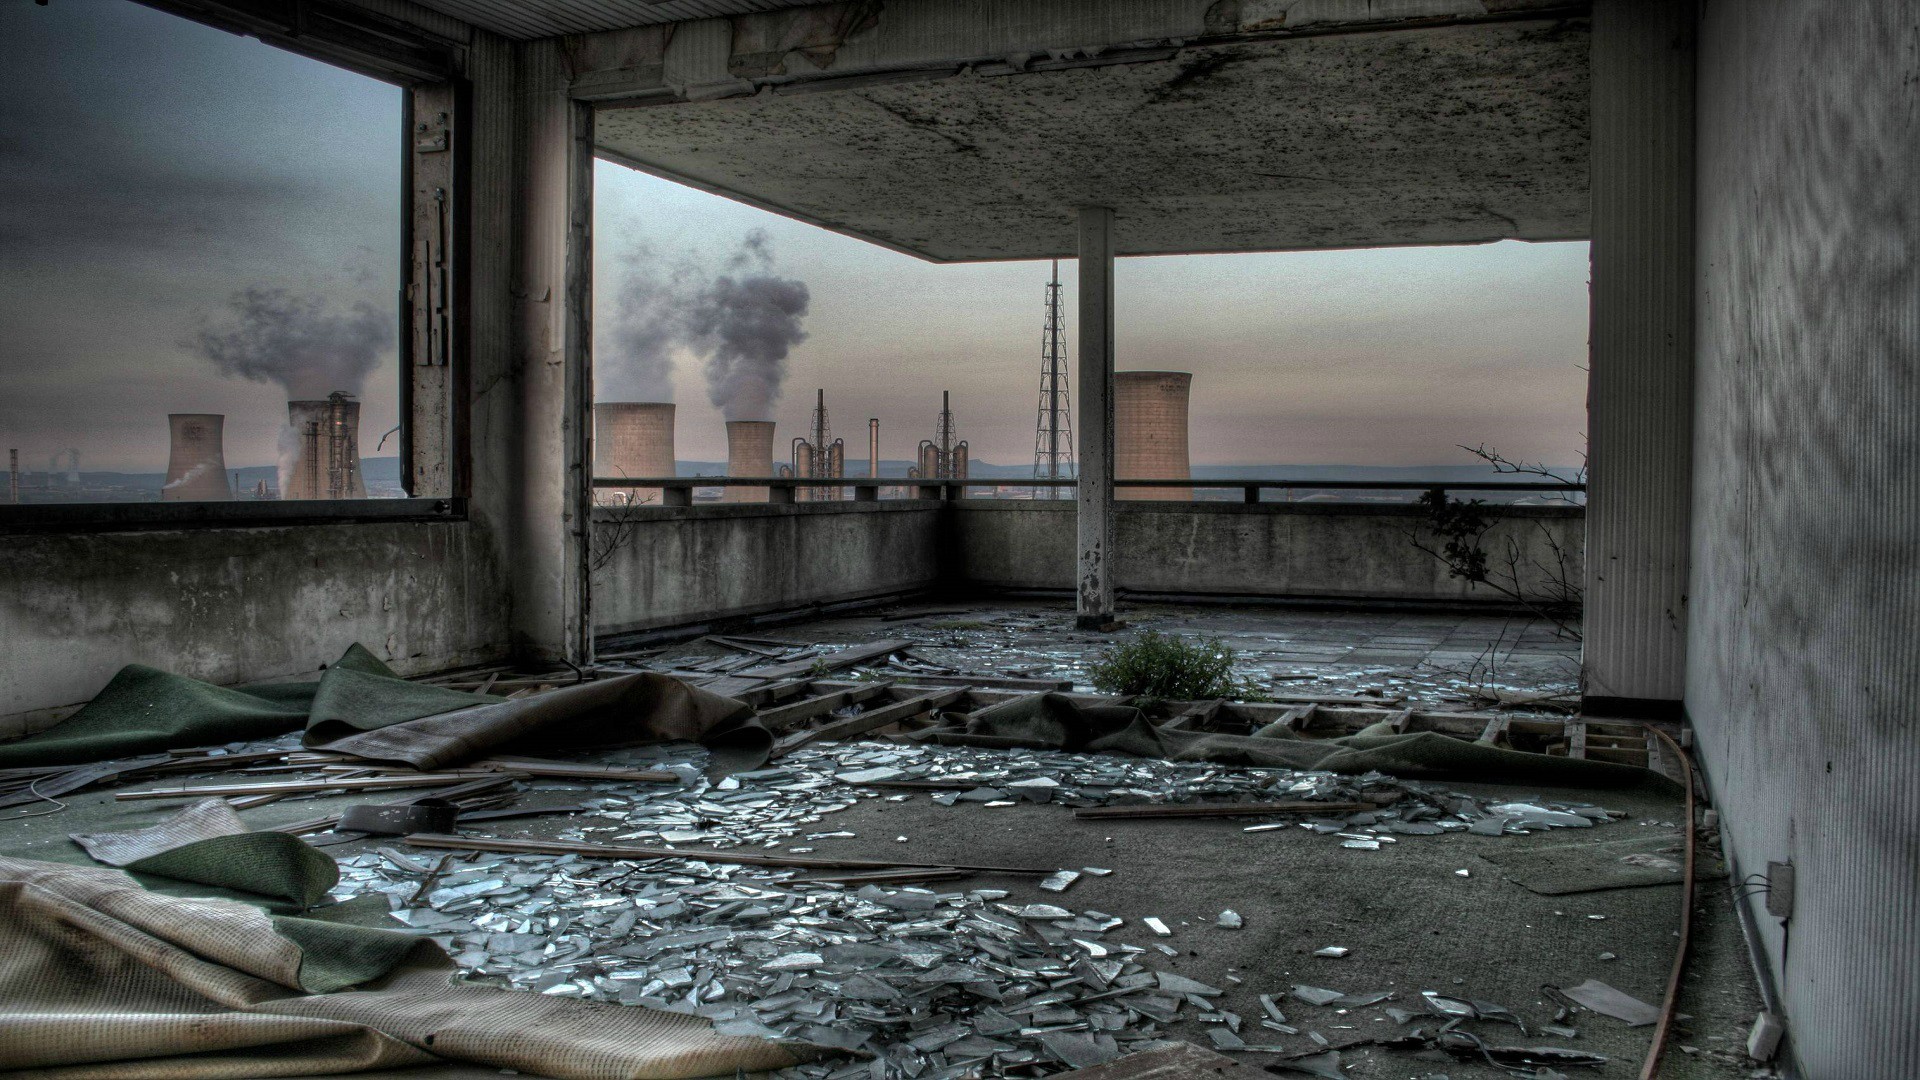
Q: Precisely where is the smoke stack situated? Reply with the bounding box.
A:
[285,394,366,500]
[869,418,879,479]
[1115,371,1192,501]
[594,402,676,505]
[162,414,234,502]
[725,420,775,502]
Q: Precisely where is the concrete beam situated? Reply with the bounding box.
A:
[1582,0,1694,714]
[1075,206,1116,630]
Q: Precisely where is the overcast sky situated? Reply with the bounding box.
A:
[2,0,1590,475]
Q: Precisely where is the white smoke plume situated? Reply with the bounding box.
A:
[596,242,689,403]
[195,287,388,400]
[595,230,810,420]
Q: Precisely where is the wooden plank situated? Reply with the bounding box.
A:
[770,688,967,757]
[1053,1042,1276,1079]
[399,832,1049,875]
[1565,719,1588,759]
[1073,800,1374,822]
[739,639,912,680]
[1266,692,1406,707]
[1160,699,1226,733]
[470,758,677,783]
[1388,708,1416,734]
[874,671,1072,692]
[1478,715,1511,745]
[755,682,895,729]
[115,773,510,801]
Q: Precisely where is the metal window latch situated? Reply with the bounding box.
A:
[414,112,450,153]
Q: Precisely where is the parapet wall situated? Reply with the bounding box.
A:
[590,499,1585,638]
[592,501,945,637]
[952,501,1584,605]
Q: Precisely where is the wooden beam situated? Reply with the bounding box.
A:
[771,688,967,757]
[1073,800,1375,822]
[755,681,895,729]
[399,831,1048,874]
[739,639,912,680]
[1565,719,1588,759]
[115,773,515,801]
[1478,715,1511,745]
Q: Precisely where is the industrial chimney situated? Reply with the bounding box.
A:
[1115,371,1192,501]
[162,414,234,502]
[594,402,676,505]
[285,394,366,500]
[725,420,775,503]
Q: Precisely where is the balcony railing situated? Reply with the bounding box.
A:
[591,476,1585,506]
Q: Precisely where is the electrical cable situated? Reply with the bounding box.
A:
[7,776,69,818]
[1640,724,1698,1080]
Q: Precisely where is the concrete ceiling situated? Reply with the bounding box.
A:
[595,20,1591,262]
[407,0,821,38]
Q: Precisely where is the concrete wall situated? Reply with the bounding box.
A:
[0,520,508,739]
[0,20,537,738]
[1688,3,1919,1076]
[591,502,944,636]
[954,502,1583,606]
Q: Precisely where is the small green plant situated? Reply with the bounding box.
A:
[806,658,833,679]
[1087,631,1249,702]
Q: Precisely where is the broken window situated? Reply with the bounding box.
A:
[0,0,406,505]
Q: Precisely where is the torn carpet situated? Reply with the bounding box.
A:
[0,856,816,1079]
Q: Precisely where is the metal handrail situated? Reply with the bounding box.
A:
[591,475,1585,506]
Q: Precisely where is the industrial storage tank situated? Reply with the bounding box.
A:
[162,413,233,501]
[285,394,366,500]
[1115,370,1192,500]
[725,420,775,503]
[594,402,675,505]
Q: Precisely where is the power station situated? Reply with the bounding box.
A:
[916,390,968,482]
[593,402,675,505]
[162,413,233,502]
[284,393,365,500]
[791,388,844,500]
[1115,370,1193,500]
[724,420,775,502]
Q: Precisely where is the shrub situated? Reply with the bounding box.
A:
[1087,630,1246,702]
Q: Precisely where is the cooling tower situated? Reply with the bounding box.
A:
[162,414,234,502]
[1115,371,1192,501]
[594,402,676,504]
[285,395,366,500]
[725,420,775,502]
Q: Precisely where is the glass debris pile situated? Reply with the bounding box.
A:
[321,737,1626,1078]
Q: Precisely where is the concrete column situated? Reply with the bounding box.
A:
[506,42,595,666]
[1075,207,1117,629]
[1584,0,1695,715]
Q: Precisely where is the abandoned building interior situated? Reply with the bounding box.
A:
[0,2,1914,1079]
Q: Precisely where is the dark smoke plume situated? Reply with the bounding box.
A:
[596,230,810,420]
[195,287,388,400]
[686,231,810,421]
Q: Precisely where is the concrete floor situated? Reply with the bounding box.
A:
[1,604,1767,1080]
[740,598,1584,708]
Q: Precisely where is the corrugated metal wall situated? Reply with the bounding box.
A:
[1583,0,1695,706]
[1690,1,1920,1076]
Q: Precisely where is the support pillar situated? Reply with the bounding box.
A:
[1583,0,1695,716]
[506,42,595,667]
[1075,207,1117,630]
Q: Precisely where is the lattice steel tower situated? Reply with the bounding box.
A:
[1030,260,1074,497]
